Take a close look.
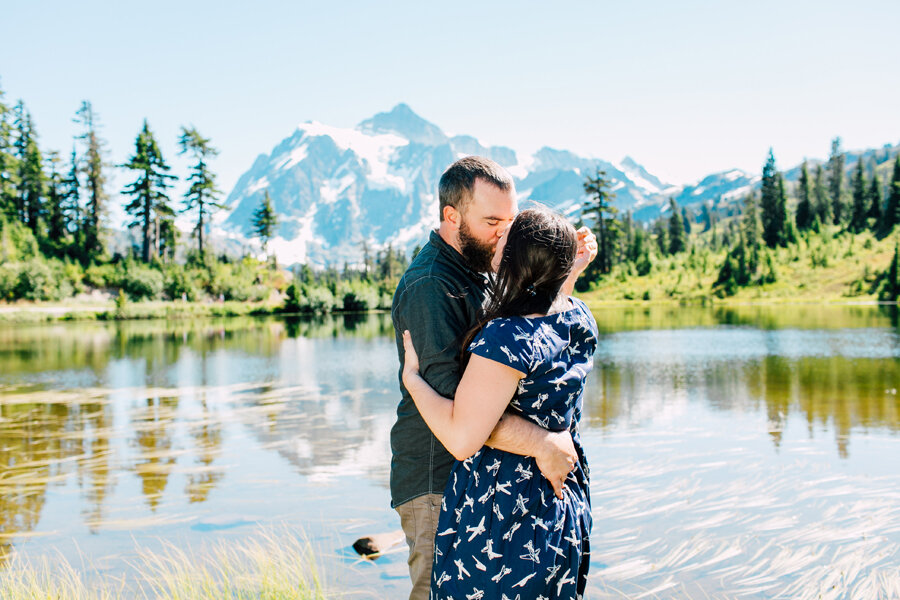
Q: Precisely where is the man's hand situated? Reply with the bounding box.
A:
[534,430,577,499]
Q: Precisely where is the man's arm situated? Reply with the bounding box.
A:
[485,412,576,499]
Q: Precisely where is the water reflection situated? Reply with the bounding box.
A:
[0,306,897,591]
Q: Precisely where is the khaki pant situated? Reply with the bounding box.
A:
[395,493,442,600]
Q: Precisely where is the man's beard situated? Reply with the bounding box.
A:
[458,218,495,273]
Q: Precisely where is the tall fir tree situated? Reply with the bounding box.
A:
[795,161,814,231]
[74,101,108,259]
[18,113,45,234]
[760,149,787,248]
[849,158,868,233]
[652,217,668,255]
[121,120,176,262]
[252,190,278,259]
[668,198,686,254]
[582,168,618,275]
[178,126,226,259]
[883,154,900,236]
[44,151,67,247]
[61,146,82,241]
[681,207,692,235]
[742,192,761,273]
[813,163,831,225]
[11,100,30,223]
[827,137,846,225]
[867,170,883,230]
[0,80,16,219]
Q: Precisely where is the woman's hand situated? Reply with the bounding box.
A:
[401,330,420,386]
[572,226,598,276]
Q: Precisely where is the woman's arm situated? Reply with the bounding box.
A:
[401,330,522,461]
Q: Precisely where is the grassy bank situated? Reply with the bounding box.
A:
[579,227,898,305]
[0,530,329,600]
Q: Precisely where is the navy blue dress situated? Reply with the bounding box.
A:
[431,297,598,600]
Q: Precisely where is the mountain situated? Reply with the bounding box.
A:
[219,105,898,267]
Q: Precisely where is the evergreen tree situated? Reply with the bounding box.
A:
[179,126,226,259]
[882,155,900,236]
[795,161,814,231]
[652,217,668,255]
[849,158,868,233]
[121,120,176,262]
[681,207,692,235]
[74,101,109,259]
[880,243,900,302]
[0,81,16,219]
[813,163,831,225]
[867,170,883,230]
[44,151,67,247]
[17,113,45,233]
[760,149,787,247]
[742,193,761,273]
[668,198,686,254]
[582,168,618,275]
[61,146,82,240]
[827,137,845,225]
[252,190,278,259]
[699,202,713,233]
[778,174,797,245]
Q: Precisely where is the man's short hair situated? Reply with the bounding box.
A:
[438,156,514,221]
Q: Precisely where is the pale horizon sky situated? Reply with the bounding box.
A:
[1,0,898,204]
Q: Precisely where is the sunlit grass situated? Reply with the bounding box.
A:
[0,529,331,600]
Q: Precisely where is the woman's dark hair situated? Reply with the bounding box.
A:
[460,207,577,365]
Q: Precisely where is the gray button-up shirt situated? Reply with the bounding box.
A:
[390,230,488,508]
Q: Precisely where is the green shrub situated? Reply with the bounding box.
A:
[0,263,21,300]
[341,282,379,311]
[282,283,303,313]
[164,264,202,301]
[121,265,164,301]
[13,259,71,301]
[303,286,337,313]
[84,262,117,289]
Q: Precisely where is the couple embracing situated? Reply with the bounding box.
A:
[391,156,599,600]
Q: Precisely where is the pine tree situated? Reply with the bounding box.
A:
[0,80,16,219]
[17,112,45,234]
[179,126,226,259]
[121,120,176,262]
[742,193,761,273]
[652,217,667,255]
[813,164,831,225]
[668,198,686,254]
[760,149,787,248]
[252,190,278,259]
[681,207,692,235]
[699,202,713,233]
[61,147,82,241]
[795,161,814,231]
[827,137,846,225]
[867,170,883,230]
[849,158,868,233]
[582,168,618,274]
[74,101,109,259]
[44,151,67,247]
[882,155,900,237]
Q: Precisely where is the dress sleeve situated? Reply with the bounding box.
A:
[466,319,529,376]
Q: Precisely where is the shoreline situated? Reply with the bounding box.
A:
[0,296,894,325]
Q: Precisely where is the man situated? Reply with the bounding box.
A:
[390,156,596,600]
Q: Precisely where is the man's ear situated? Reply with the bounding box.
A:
[443,205,461,228]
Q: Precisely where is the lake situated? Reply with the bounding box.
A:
[1,305,898,599]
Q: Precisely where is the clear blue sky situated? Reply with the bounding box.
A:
[1,0,898,202]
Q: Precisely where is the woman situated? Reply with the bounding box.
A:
[401,208,598,599]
